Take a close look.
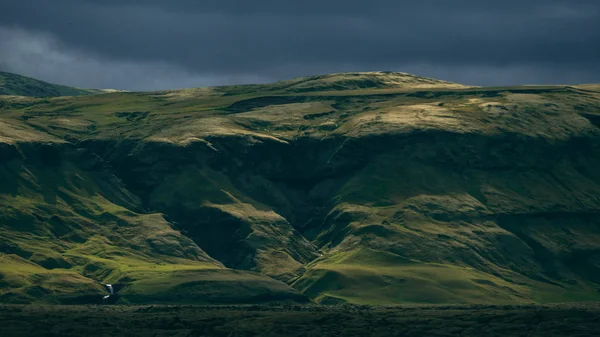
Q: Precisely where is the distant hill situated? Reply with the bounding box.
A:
[1,71,600,305]
[211,71,470,96]
[0,71,116,97]
[273,71,470,92]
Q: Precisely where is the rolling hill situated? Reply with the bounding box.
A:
[1,71,600,305]
[0,71,117,97]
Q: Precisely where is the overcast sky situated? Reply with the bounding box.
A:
[1,0,599,90]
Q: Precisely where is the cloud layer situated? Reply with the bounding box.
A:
[1,0,599,90]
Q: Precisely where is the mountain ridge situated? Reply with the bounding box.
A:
[0,71,121,97]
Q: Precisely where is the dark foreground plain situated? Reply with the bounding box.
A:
[1,303,600,337]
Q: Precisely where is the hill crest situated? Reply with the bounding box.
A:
[0,71,119,97]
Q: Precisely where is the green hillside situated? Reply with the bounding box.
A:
[1,71,600,305]
[0,71,115,97]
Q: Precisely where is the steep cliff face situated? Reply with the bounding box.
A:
[2,72,600,304]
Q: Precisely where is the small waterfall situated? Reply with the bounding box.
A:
[103,284,115,304]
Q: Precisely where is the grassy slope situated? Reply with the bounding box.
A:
[0,133,303,304]
[2,72,600,304]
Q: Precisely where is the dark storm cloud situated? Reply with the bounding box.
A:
[1,0,599,90]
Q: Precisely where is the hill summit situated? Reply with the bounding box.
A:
[264,71,470,92]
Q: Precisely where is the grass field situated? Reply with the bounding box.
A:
[2,303,600,337]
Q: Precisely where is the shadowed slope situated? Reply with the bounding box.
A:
[0,140,306,304]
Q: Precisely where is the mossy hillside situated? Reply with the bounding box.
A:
[0,142,305,304]
[295,145,600,303]
[2,71,600,304]
[119,268,309,304]
[146,164,320,281]
[0,146,211,302]
[292,248,537,305]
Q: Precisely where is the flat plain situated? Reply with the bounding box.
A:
[2,303,600,337]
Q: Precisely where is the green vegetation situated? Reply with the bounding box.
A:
[2,303,600,337]
[1,71,600,305]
